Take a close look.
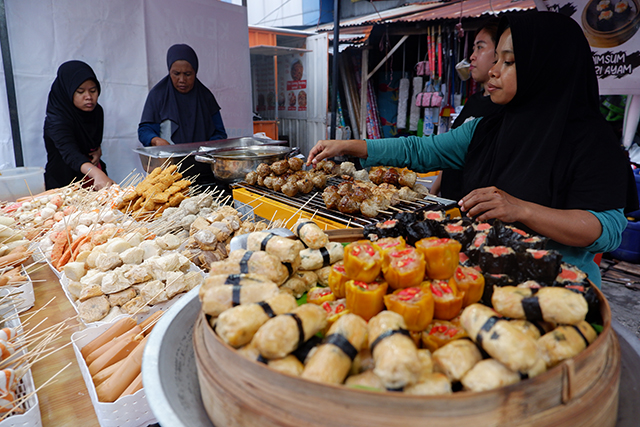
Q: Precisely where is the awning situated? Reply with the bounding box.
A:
[393,0,536,23]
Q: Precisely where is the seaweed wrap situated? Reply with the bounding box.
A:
[416,237,461,280]
[293,219,329,249]
[597,0,611,11]
[383,286,435,331]
[368,311,422,390]
[597,9,615,31]
[215,293,298,347]
[461,359,520,392]
[345,280,388,321]
[480,273,514,307]
[444,221,476,252]
[199,277,280,318]
[508,319,554,340]
[328,262,349,298]
[466,232,488,265]
[403,372,452,396]
[614,0,631,22]
[460,303,545,375]
[291,335,323,364]
[382,247,426,289]
[302,313,368,384]
[516,248,562,284]
[492,286,588,325]
[214,250,290,285]
[246,231,304,264]
[512,235,548,251]
[478,245,516,275]
[343,240,381,283]
[554,263,589,286]
[419,209,448,222]
[254,303,328,359]
[421,319,467,352]
[453,265,485,307]
[432,339,482,382]
[299,242,344,271]
[538,321,597,368]
[350,348,375,375]
[363,219,403,241]
[485,220,526,247]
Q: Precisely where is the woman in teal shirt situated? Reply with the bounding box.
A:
[307,12,637,287]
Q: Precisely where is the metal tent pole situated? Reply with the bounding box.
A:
[330,0,340,140]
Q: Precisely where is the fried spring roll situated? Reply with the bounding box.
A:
[246,232,304,264]
[254,304,328,359]
[491,286,588,325]
[460,303,545,375]
[302,314,368,384]
[368,311,421,390]
[215,293,298,347]
[538,321,597,368]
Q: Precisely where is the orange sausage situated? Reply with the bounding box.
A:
[85,325,142,366]
[88,335,141,376]
[96,336,147,402]
[118,371,143,399]
[70,235,90,261]
[0,276,8,288]
[92,358,126,386]
[0,252,31,269]
[81,317,137,359]
[139,311,164,336]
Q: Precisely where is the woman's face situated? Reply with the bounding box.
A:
[469,29,496,84]
[73,79,99,112]
[486,29,517,105]
[170,60,196,94]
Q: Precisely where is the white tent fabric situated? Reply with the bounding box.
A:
[0,0,253,182]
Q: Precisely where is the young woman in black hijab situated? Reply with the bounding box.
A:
[44,60,114,190]
[138,44,227,146]
[306,11,637,287]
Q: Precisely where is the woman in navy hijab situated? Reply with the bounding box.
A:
[44,60,114,190]
[138,44,227,146]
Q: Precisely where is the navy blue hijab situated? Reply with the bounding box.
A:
[140,44,221,144]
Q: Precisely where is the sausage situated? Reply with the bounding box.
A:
[85,325,142,365]
[92,358,126,386]
[139,310,164,335]
[81,317,137,359]
[88,334,142,376]
[118,371,143,399]
[96,336,148,402]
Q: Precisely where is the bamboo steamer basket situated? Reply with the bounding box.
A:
[193,283,620,427]
[581,0,640,48]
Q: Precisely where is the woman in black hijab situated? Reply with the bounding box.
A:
[44,60,114,190]
[306,11,637,286]
[138,44,227,146]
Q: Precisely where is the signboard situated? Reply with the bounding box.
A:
[277,55,308,119]
[542,0,640,94]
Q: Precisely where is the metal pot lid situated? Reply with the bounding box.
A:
[201,145,294,160]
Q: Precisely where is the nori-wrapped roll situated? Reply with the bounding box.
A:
[364,219,403,241]
[418,209,448,222]
[393,211,418,224]
[516,249,562,284]
[478,246,517,275]
[554,263,589,287]
[486,220,525,247]
[466,233,488,265]
[444,221,476,252]
[597,9,615,31]
[481,273,515,307]
[614,0,630,23]
[405,220,447,246]
[292,335,323,364]
[512,235,548,251]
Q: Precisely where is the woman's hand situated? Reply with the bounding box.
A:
[88,147,102,166]
[306,139,367,166]
[458,187,526,223]
[92,171,115,190]
[151,137,170,146]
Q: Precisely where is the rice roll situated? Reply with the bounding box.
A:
[478,245,516,275]
[199,278,280,317]
[538,321,597,368]
[254,303,328,359]
[516,248,562,284]
[280,276,313,299]
[481,273,515,307]
[444,221,475,252]
[293,219,329,249]
[368,311,422,390]
[614,0,631,22]
[461,359,521,392]
[403,372,452,396]
[246,231,304,264]
[215,293,298,347]
[299,242,344,271]
[597,0,611,11]
[314,265,332,286]
[432,339,482,382]
[302,313,368,384]
[416,349,434,381]
[350,348,375,375]
[460,303,545,375]
[597,9,615,31]
[508,319,554,340]
[491,286,588,325]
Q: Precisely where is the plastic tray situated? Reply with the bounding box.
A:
[71,323,157,427]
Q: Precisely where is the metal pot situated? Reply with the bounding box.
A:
[195,145,300,183]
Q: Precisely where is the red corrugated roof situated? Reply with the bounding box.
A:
[393,0,536,23]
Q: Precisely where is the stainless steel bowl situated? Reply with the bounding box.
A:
[195,145,299,183]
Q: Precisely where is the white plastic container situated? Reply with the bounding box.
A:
[0,167,45,202]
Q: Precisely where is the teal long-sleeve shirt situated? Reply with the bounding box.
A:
[361,118,627,287]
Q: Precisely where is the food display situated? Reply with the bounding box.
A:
[245,158,332,197]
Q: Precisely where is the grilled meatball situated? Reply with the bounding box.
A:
[337,182,353,197]
[257,175,265,186]
[340,161,356,177]
[398,186,420,202]
[270,160,289,176]
[398,168,417,188]
[245,171,258,185]
[273,176,286,192]
[382,167,399,186]
[263,175,275,189]
[288,157,304,171]
[257,163,271,177]
[322,190,341,210]
[351,186,372,203]
[360,199,380,218]
[296,177,314,194]
[369,167,385,185]
[352,169,370,182]
[413,183,430,196]
[310,172,327,189]
[338,195,360,214]
[322,160,336,174]
[281,182,299,197]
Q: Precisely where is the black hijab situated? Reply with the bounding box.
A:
[140,44,221,144]
[44,60,103,153]
[463,11,637,214]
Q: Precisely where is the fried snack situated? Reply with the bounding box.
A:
[215,293,298,348]
[253,304,328,359]
[211,250,290,285]
[299,242,344,271]
[403,372,452,396]
[368,311,421,390]
[246,232,304,264]
[302,313,368,384]
[538,321,597,368]
[432,340,482,382]
[268,355,304,376]
[461,359,520,392]
[293,219,329,249]
[198,277,280,318]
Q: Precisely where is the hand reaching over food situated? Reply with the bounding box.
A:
[306,140,368,166]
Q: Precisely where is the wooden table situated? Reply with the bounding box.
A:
[27,265,100,427]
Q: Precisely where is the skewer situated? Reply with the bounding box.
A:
[284,192,318,229]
